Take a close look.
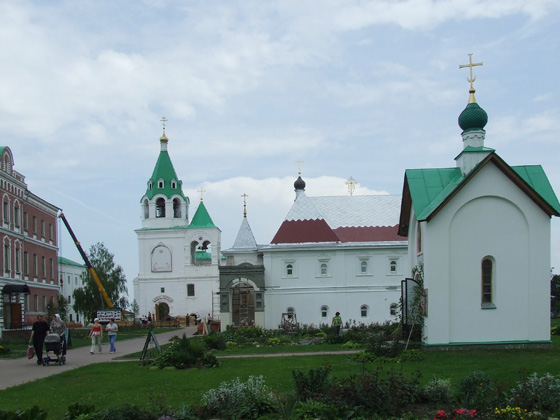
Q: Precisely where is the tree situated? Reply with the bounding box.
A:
[131,299,139,315]
[73,242,129,322]
[552,274,560,318]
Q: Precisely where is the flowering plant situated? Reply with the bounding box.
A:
[0,345,10,355]
[495,406,544,419]
[434,408,477,419]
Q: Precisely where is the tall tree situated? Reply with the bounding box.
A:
[552,274,560,317]
[73,242,128,322]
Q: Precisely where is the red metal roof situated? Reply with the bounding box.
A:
[334,225,401,242]
[271,219,340,244]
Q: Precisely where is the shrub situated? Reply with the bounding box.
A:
[0,345,10,355]
[202,331,226,350]
[292,365,332,401]
[327,367,421,416]
[424,377,453,404]
[151,334,210,369]
[64,402,96,419]
[456,370,495,411]
[0,406,48,420]
[364,328,404,358]
[201,375,276,420]
[508,372,560,415]
[94,404,156,420]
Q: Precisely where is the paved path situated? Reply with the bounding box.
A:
[0,327,196,391]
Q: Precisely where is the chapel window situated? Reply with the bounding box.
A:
[361,305,368,318]
[481,257,496,308]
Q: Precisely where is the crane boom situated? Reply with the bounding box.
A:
[59,213,114,308]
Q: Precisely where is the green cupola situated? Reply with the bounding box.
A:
[458,90,488,132]
[144,131,187,201]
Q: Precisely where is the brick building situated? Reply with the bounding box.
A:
[0,146,60,332]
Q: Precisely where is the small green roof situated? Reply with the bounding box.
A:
[403,154,560,226]
[195,250,212,261]
[58,256,86,268]
[144,149,187,201]
[188,201,217,229]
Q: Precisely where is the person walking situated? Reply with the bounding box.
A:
[88,318,103,354]
[105,318,118,353]
[331,311,342,335]
[50,314,67,355]
[29,315,50,365]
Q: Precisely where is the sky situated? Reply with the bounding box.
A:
[1,0,559,301]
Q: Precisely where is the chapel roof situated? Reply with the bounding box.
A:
[188,201,217,229]
[271,192,403,244]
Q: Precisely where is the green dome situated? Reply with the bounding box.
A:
[458,102,488,132]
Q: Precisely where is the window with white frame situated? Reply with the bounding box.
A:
[360,304,368,317]
[388,258,399,274]
[286,263,293,276]
[321,305,328,318]
[318,258,330,276]
[481,256,496,309]
[187,283,195,297]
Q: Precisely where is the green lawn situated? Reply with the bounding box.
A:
[1,334,560,419]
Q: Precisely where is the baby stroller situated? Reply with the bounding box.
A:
[43,333,66,365]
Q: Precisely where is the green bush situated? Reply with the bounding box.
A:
[508,372,560,415]
[292,365,332,401]
[327,367,421,417]
[94,404,156,420]
[424,377,453,404]
[64,402,96,420]
[0,406,48,420]
[202,330,226,350]
[151,334,210,369]
[201,375,276,420]
[456,370,496,411]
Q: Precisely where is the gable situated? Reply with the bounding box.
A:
[271,219,339,244]
[399,154,560,236]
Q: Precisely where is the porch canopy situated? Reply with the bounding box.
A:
[2,284,31,294]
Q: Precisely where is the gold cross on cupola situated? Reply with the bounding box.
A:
[295,158,304,175]
[197,186,206,202]
[346,176,357,196]
[459,54,483,103]
[160,116,168,133]
[241,193,248,217]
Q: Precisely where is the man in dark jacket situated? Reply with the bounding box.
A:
[29,315,50,365]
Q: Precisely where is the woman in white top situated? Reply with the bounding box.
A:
[105,318,119,353]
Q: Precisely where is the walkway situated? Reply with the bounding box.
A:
[0,327,196,391]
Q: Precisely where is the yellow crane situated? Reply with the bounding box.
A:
[59,213,114,308]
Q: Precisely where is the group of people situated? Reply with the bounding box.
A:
[29,314,67,365]
[28,315,119,364]
[88,317,119,354]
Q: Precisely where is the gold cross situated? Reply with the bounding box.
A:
[197,186,206,202]
[241,193,248,217]
[160,116,168,133]
[459,53,483,90]
[295,158,304,175]
[345,176,357,196]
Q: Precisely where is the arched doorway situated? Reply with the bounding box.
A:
[232,281,255,326]
[155,302,170,321]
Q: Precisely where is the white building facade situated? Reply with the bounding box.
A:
[398,79,560,347]
[58,256,86,323]
[133,131,221,321]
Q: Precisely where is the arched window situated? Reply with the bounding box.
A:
[320,263,328,276]
[156,198,165,218]
[481,257,495,308]
[287,307,294,315]
[390,259,397,273]
[361,305,368,318]
[143,199,149,219]
[286,263,293,276]
[173,198,181,218]
[321,305,328,318]
[360,260,368,274]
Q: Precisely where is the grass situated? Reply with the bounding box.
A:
[1,334,560,419]
[2,322,560,419]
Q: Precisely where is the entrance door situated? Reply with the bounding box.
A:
[3,303,22,329]
[156,302,170,321]
[231,282,255,326]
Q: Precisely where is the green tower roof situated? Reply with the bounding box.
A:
[188,201,216,229]
[144,135,187,201]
